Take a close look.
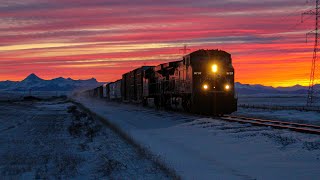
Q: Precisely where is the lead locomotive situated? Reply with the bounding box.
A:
[86,49,237,115]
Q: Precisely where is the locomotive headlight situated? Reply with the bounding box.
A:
[225,84,230,90]
[211,64,218,73]
[203,84,209,90]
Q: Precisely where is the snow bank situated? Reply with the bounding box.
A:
[75,97,320,180]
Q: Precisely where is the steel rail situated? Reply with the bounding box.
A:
[220,115,320,135]
[224,115,320,129]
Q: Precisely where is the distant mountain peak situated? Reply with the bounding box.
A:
[52,77,66,81]
[0,74,102,91]
[22,73,43,82]
[88,77,97,82]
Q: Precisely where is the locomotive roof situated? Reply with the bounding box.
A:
[187,49,231,57]
[185,49,232,65]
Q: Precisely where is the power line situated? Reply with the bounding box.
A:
[277,1,311,23]
[236,3,312,58]
[264,3,313,42]
[303,0,320,106]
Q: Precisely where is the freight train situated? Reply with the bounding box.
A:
[84,49,237,115]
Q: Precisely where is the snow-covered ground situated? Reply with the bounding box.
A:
[75,96,320,180]
[236,94,320,125]
[235,107,320,125]
[238,94,320,107]
[0,90,70,101]
[0,98,172,179]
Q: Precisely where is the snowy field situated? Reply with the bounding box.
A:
[75,96,320,180]
[235,107,320,125]
[238,94,320,107]
[0,98,174,179]
[0,90,70,101]
[236,94,320,125]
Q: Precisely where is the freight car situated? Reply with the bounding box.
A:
[86,49,237,115]
[109,79,122,101]
[103,83,108,99]
[83,84,107,99]
[121,66,154,103]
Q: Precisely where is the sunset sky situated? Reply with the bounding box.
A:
[0,0,318,87]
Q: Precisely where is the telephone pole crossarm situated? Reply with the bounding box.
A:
[179,45,191,55]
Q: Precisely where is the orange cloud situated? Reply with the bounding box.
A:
[0,0,317,87]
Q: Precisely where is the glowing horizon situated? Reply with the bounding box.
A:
[0,0,318,87]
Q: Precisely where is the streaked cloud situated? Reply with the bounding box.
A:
[0,0,316,86]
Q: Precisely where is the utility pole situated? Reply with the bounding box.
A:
[179,45,191,55]
[303,0,320,106]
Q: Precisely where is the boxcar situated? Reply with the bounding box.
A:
[109,79,122,100]
[102,84,108,99]
[121,66,154,103]
[121,72,130,102]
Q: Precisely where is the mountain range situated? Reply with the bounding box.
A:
[0,73,103,91]
[234,82,318,95]
[0,73,317,94]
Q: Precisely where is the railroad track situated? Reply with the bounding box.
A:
[221,115,320,135]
